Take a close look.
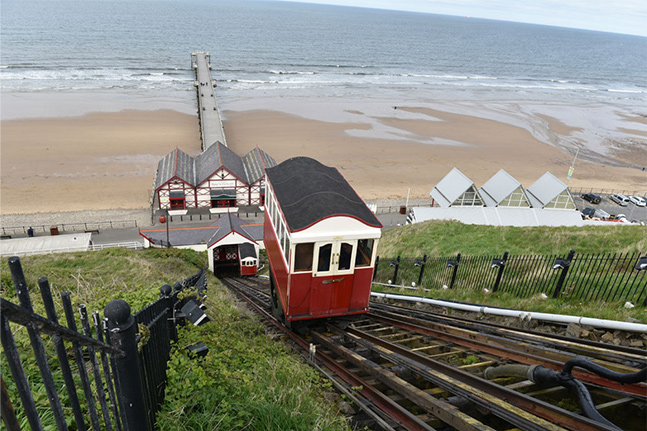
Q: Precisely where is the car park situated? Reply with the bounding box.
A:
[581,193,601,204]
[581,207,595,218]
[609,194,629,206]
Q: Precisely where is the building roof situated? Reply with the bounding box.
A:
[243,147,277,184]
[195,142,248,185]
[266,157,382,232]
[0,233,93,257]
[207,212,259,247]
[478,169,530,207]
[155,148,196,189]
[526,172,573,208]
[429,168,484,207]
[139,214,263,248]
[139,226,218,247]
[155,144,279,192]
[409,207,585,227]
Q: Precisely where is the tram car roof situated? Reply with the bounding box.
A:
[266,157,382,232]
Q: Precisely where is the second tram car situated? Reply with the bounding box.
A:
[264,157,382,324]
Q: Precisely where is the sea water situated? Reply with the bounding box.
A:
[1,0,646,120]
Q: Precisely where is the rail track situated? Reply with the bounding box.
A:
[222,276,647,431]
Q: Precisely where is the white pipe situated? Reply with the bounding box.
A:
[370,291,647,333]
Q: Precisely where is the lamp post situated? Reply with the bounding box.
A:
[159,210,170,248]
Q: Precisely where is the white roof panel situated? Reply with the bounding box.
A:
[479,169,524,206]
[526,172,567,207]
[429,168,477,208]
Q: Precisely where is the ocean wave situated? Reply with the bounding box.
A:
[606,88,645,94]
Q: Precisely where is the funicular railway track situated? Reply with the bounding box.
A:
[222,277,647,431]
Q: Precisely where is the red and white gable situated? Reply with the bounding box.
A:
[157,177,196,214]
[196,168,249,212]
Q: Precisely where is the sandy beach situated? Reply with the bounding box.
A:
[1,101,646,216]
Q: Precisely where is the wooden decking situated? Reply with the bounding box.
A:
[191,52,227,150]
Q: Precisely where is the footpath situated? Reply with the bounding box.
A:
[1,199,418,247]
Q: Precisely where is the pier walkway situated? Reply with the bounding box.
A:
[191,52,227,149]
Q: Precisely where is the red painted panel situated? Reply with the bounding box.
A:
[309,274,355,316]
[264,211,289,308]
[287,273,311,317]
[349,267,374,311]
[241,265,257,276]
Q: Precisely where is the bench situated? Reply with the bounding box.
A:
[1,235,12,240]
[85,229,100,234]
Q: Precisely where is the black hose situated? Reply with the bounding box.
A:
[562,358,647,384]
[531,366,621,430]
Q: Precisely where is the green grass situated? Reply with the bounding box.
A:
[0,249,349,431]
[379,220,647,257]
[376,220,647,323]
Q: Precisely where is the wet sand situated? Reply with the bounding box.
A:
[1,104,646,215]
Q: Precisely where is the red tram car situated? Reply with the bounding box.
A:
[264,157,382,324]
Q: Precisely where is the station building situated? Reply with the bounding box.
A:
[154,143,276,214]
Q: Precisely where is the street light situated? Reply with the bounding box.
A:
[636,255,647,271]
[159,210,170,248]
[552,258,571,270]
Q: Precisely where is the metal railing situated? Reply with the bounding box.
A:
[1,220,139,237]
[570,187,647,198]
[375,250,647,306]
[1,257,207,430]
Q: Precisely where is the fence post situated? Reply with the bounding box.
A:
[449,253,461,289]
[391,256,401,284]
[373,257,379,281]
[492,251,509,293]
[160,284,177,342]
[552,249,576,299]
[416,254,427,287]
[105,299,150,431]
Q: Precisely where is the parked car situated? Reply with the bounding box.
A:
[609,194,629,206]
[582,207,610,219]
[581,193,601,204]
[629,196,646,207]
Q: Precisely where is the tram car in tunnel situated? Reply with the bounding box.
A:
[239,243,258,276]
[264,157,382,324]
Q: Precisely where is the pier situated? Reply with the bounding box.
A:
[191,52,227,149]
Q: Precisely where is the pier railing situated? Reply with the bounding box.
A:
[375,250,647,306]
[1,257,207,431]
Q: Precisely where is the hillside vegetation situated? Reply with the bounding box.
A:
[376,220,647,322]
[0,249,348,431]
[379,220,647,258]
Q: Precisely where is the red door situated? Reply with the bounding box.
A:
[310,241,355,316]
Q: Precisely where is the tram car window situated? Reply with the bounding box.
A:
[264,157,382,324]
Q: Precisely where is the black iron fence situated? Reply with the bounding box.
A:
[0,257,207,431]
[374,250,647,306]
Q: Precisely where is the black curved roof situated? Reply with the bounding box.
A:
[266,157,382,232]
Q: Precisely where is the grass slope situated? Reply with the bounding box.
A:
[377,220,647,322]
[0,249,348,431]
[379,220,647,257]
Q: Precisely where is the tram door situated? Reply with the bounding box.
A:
[311,240,356,315]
